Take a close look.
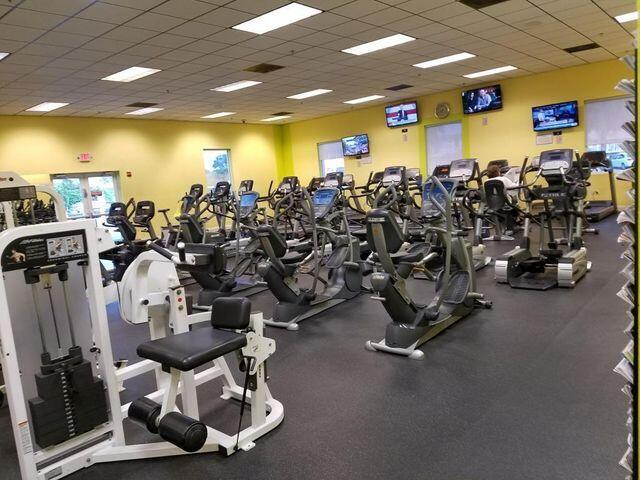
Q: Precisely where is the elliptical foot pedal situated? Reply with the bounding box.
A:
[442,271,470,304]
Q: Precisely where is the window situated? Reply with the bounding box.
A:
[51,172,120,219]
[426,121,462,174]
[318,141,344,176]
[203,149,232,189]
[585,97,634,170]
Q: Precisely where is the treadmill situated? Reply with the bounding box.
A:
[582,151,618,222]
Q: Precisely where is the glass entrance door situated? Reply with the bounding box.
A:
[51,172,120,219]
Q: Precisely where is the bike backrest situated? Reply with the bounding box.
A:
[133,200,155,225]
[238,179,253,192]
[179,215,204,243]
[365,208,405,253]
[484,179,509,211]
[257,224,288,258]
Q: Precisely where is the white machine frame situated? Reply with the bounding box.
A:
[0,172,67,229]
[0,220,283,480]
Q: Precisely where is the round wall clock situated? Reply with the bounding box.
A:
[435,102,451,119]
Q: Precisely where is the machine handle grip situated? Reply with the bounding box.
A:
[177,242,187,263]
[146,241,174,261]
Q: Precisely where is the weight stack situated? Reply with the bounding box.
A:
[29,358,108,449]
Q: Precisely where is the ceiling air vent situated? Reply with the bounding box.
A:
[126,102,158,108]
[386,84,413,91]
[458,0,509,8]
[244,63,285,74]
[271,111,293,116]
[564,43,600,53]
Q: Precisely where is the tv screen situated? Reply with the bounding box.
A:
[342,134,369,156]
[462,84,502,114]
[385,101,419,127]
[532,101,579,132]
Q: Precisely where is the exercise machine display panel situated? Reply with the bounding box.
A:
[449,159,477,179]
[312,187,339,218]
[539,149,572,172]
[382,166,405,186]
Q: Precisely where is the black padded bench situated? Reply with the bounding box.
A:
[137,297,251,371]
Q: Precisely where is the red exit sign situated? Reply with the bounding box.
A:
[77,152,92,162]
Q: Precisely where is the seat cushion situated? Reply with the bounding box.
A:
[281,250,308,264]
[137,328,247,371]
[390,243,431,264]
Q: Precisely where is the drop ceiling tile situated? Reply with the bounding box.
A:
[0,24,46,42]
[158,48,205,62]
[2,53,51,66]
[102,26,158,43]
[191,53,231,66]
[17,0,93,16]
[146,33,196,48]
[102,0,167,9]
[422,2,473,20]
[18,43,73,57]
[297,11,351,30]
[406,21,450,39]
[126,12,186,32]
[207,28,255,44]
[0,40,27,52]
[82,37,135,52]
[481,0,532,15]
[397,0,449,13]
[153,0,216,19]
[77,3,142,24]
[224,0,290,14]
[325,19,372,36]
[57,18,116,36]
[196,7,254,27]
[37,31,94,49]
[168,21,224,38]
[333,0,388,19]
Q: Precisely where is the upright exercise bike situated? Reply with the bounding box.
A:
[365,175,491,359]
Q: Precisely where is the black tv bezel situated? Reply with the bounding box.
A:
[461,84,503,115]
[531,100,579,132]
[341,133,370,156]
[384,100,419,128]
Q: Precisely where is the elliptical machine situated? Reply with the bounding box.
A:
[257,186,362,330]
[365,175,491,359]
[495,148,591,290]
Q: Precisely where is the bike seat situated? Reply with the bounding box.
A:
[390,243,430,264]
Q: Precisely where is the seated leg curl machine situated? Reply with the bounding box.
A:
[0,220,283,480]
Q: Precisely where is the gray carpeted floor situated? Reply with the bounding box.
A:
[0,217,629,479]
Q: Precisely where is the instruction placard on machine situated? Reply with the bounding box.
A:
[1,230,88,272]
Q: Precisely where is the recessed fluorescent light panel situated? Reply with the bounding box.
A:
[463,65,517,78]
[202,112,236,119]
[126,107,163,116]
[212,80,262,92]
[232,2,321,34]
[343,95,385,105]
[261,115,291,121]
[26,102,69,112]
[413,52,475,69]
[102,66,161,82]
[0,52,10,61]
[615,11,638,23]
[287,89,332,100]
[342,34,415,56]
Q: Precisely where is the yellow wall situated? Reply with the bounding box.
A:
[0,116,282,226]
[0,58,632,220]
[286,59,632,204]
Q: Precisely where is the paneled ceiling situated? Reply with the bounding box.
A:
[0,0,635,123]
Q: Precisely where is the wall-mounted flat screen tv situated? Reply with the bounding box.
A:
[385,101,419,127]
[462,84,502,114]
[532,100,579,131]
[341,134,369,156]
